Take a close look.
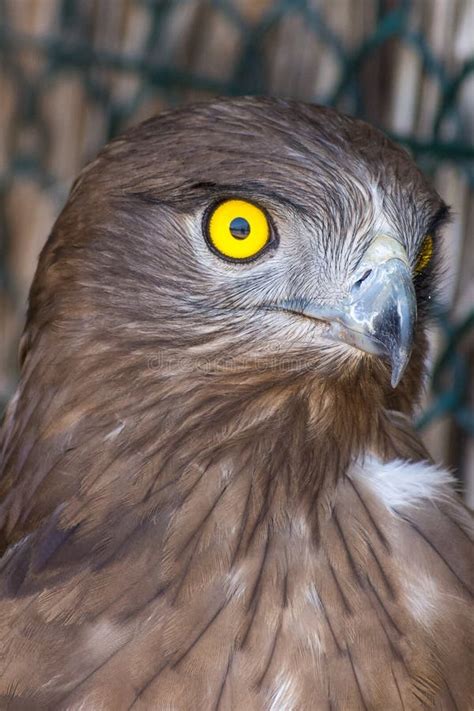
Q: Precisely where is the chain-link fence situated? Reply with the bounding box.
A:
[0,0,473,494]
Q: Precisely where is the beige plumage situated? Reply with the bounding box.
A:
[0,97,472,710]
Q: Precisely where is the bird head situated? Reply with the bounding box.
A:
[28,97,448,417]
[1,97,449,542]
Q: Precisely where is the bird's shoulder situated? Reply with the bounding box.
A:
[346,454,473,597]
[327,455,473,709]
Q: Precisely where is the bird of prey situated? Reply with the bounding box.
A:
[0,97,472,711]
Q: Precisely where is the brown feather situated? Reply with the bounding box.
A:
[0,97,471,710]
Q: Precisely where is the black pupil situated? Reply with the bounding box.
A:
[229,216,250,239]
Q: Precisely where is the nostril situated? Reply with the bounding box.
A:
[352,269,373,290]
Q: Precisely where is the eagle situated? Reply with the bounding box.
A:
[0,97,472,711]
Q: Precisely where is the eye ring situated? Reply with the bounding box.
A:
[415,234,434,273]
[203,198,277,263]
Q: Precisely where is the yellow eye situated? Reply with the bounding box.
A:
[415,235,433,273]
[206,199,271,261]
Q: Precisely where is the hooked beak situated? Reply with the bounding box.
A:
[279,235,417,388]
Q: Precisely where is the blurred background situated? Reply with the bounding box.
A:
[0,0,473,501]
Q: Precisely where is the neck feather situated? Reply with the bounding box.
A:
[0,333,426,558]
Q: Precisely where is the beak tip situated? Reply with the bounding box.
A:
[389,349,411,388]
[390,366,403,389]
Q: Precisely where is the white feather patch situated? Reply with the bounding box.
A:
[104,422,125,441]
[225,565,247,600]
[403,571,442,629]
[268,671,297,711]
[352,456,455,510]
